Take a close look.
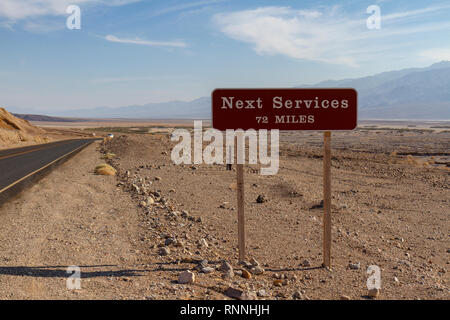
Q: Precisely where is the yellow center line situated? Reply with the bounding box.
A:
[0,140,77,161]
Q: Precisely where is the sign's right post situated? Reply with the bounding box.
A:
[323,131,332,268]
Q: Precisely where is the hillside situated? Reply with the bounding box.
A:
[0,108,45,148]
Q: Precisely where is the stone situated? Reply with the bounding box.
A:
[256,195,267,203]
[197,238,208,248]
[225,287,243,299]
[239,260,253,268]
[198,259,209,268]
[251,266,265,275]
[302,259,311,267]
[250,258,260,266]
[178,271,195,284]
[164,238,175,246]
[273,279,283,287]
[368,288,380,299]
[222,270,234,279]
[219,261,233,273]
[257,289,267,297]
[159,247,170,256]
[292,290,303,299]
[340,295,351,300]
[155,177,162,181]
[201,267,215,274]
[147,197,155,205]
[241,269,252,279]
[224,287,254,300]
[132,184,140,194]
[349,262,361,270]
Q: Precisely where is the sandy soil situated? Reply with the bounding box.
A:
[0,127,448,300]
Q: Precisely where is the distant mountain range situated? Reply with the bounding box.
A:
[301,60,450,120]
[12,61,450,120]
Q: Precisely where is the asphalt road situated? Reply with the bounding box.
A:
[0,139,95,194]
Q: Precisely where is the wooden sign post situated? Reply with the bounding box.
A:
[212,88,357,267]
[323,131,332,268]
[236,161,246,261]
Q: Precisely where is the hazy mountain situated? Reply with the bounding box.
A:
[12,61,450,120]
[53,97,211,119]
[302,61,450,119]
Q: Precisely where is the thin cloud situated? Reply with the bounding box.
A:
[153,0,226,17]
[91,75,187,84]
[214,5,450,67]
[383,4,450,21]
[104,35,187,48]
[0,0,140,21]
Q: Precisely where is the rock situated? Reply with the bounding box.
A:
[273,279,283,287]
[394,277,399,283]
[349,262,361,270]
[174,240,185,248]
[225,287,243,299]
[147,197,155,205]
[368,288,380,299]
[159,247,170,256]
[197,238,208,248]
[181,210,189,218]
[239,260,253,268]
[256,195,267,203]
[250,258,260,266]
[241,269,252,279]
[224,287,254,300]
[178,271,195,284]
[302,259,311,267]
[222,270,234,279]
[139,201,147,207]
[164,238,175,246]
[132,184,140,194]
[201,267,215,274]
[310,200,324,209]
[251,266,265,275]
[292,290,303,299]
[198,259,209,268]
[155,177,162,181]
[234,270,242,277]
[219,261,233,273]
[340,295,351,300]
[257,289,267,297]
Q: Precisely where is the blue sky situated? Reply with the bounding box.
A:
[1,0,450,113]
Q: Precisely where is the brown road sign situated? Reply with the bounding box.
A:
[212,88,357,131]
[212,88,357,267]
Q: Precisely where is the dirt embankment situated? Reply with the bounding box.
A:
[0,107,48,149]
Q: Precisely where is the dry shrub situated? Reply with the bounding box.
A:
[406,155,418,166]
[95,164,117,176]
[101,153,116,160]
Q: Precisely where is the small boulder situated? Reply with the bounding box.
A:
[178,271,195,284]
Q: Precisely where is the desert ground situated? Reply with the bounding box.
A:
[0,120,448,300]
